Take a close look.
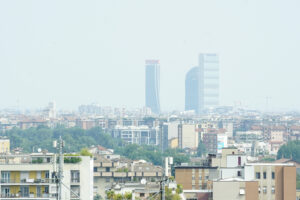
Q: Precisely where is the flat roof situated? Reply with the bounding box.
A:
[175,166,218,169]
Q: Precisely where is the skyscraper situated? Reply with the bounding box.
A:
[185,66,203,114]
[145,60,160,114]
[201,53,219,109]
[185,54,219,114]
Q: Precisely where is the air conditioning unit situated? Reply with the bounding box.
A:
[239,189,245,195]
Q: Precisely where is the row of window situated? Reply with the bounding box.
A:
[255,171,275,179]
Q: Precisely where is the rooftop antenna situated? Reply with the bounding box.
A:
[53,137,81,200]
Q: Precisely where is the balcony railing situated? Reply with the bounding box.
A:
[0,193,50,198]
[0,178,52,184]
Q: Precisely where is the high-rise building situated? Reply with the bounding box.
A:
[185,54,219,114]
[185,67,202,114]
[201,53,219,109]
[145,60,160,114]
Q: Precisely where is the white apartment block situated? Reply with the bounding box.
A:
[0,154,93,200]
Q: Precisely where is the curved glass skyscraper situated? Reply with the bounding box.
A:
[185,54,219,114]
[145,60,160,114]
[185,66,203,114]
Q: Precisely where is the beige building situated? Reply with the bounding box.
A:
[213,179,258,200]
[244,163,296,200]
[178,124,199,149]
[93,155,163,198]
[175,166,218,190]
[0,138,10,154]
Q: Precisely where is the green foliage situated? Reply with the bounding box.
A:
[116,168,129,172]
[32,157,43,163]
[4,126,122,153]
[175,184,183,194]
[105,191,131,200]
[3,126,189,167]
[197,140,207,157]
[277,140,300,162]
[80,148,93,157]
[260,157,275,162]
[64,156,82,163]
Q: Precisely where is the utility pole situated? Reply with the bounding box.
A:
[58,136,64,200]
[54,136,64,200]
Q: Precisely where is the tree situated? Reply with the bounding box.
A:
[80,148,93,157]
[277,140,300,162]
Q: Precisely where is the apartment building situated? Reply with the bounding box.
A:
[111,126,159,145]
[0,138,10,154]
[175,166,218,190]
[93,155,163,198]
[178,124,199,149]
[0,154,93,200]
[213,179,258,200]
[244,163,296,200]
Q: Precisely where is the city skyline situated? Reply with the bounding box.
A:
[185,54,220,114]
[1,0,300,112]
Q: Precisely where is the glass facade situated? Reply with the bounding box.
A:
[145,60,160,114]
[185,54,219,114]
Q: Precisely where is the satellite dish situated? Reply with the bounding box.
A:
[141,179,147,185]
[37,148,42,153]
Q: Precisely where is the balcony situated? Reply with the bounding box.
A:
[0,178,52,184]
[0,193,50,198]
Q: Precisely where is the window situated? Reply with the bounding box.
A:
[43,171,49,179]
[94,167,98,172]
[1,187,10,197]
[37,186,41,197]
[20,186,29,197]
[272,172,275,179]
[105,178,110,183]
[71,171,80,183]
[44,186,49,193]
[256,172,261,179]
[71,186,80,198]
[263,186,267,194]
[1,172,10,183]
[271,187,275,194]
[237,171,241,177]
[238,156,241,166]
[106,167,110,172]
[263,172,267,179]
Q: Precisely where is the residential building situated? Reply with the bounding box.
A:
[111,126,159,145]
[178,124,199,149]
[175,165,218,190]
[244,163,296,200]
[213,179,258,200]
[145,60,160,114]
[0,154,93,200]
[0,138,10,154]
[93,155,163,198]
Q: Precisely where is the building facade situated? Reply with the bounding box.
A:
[111,126,159,146]
[0,154,93,200]
[145,60,160,114]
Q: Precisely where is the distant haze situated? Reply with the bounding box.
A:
[0,0,300,111]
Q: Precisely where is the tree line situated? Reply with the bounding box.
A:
[1,126,189,166]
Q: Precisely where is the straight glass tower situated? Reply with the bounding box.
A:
[145,60,160,114]
[185,54,219,114]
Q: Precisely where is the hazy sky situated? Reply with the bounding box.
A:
[1,0,300,111]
